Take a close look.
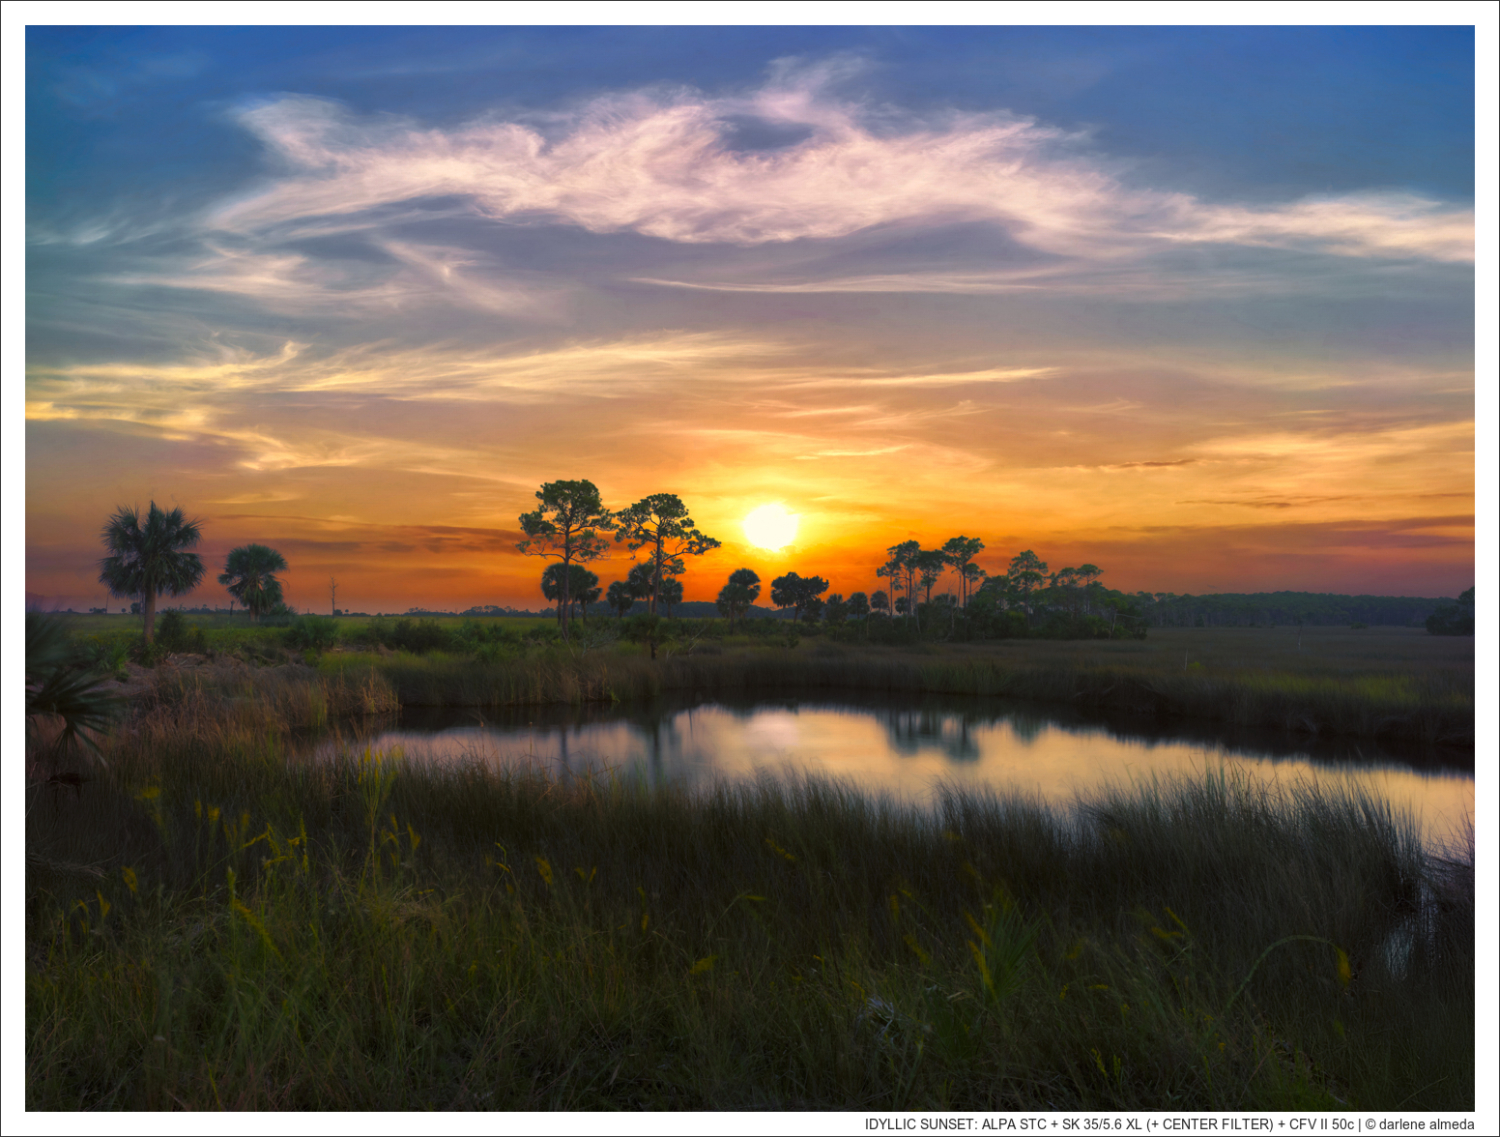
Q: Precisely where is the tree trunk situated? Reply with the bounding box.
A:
[649,543,663,616]
[143,589,158,644]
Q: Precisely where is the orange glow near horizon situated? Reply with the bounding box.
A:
[25,361,1474,614]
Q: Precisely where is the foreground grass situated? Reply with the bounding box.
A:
[26,685,1473,1110]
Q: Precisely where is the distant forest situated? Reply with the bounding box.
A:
[1125,591,1455,628]
[420,591,1458,628]
[114,590,1469,631]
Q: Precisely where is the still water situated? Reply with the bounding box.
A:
[333,693,1474,848]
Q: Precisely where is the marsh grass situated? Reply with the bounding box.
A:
[25,683,1472,1110]
[328,628,1472,747]
[61,615,1472,746]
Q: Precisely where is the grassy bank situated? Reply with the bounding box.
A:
[67,616,1472,748]
[26,681,1473,1110]
[321,625,1473,748]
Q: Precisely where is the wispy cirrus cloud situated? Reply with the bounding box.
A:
[104,238,568,319]
[209,64,1472,264]
[630,254,1467,301]
[23,331,794,415]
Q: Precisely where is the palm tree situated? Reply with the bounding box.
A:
[99,502,206,644]
[219,544,288,621]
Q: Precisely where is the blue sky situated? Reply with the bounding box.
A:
[16,13,1486,612]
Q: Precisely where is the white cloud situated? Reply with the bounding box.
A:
[208,70,1472,264]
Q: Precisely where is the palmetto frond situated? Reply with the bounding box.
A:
[25,612,118,757]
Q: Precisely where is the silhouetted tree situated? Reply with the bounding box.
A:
[824,593,848,627]
[942,536,985,607]
[606,579,636,619]
[659,575,684,617]
[961,562,988,605]
[99,502,206,644]
[879,540,922,629]
[1007,550,1048,623]
[914,548,947,606]
[219,544,288,622]
[541,563,601,625]
[627,562,658,608]
[847,591,871,638]
[613,494,720,614]
[517,480,612,641]
[771,572,829,622]
[716,568,761,630]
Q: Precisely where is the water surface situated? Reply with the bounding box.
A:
[332,693,1473,847]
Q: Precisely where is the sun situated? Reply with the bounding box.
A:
[743,503,799,551]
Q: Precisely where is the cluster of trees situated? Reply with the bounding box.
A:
[702,543,1143,642]
[859,539,1139,639]
[706,568,832,629]
[518,481,719,640]
[458,604,552,618]
[515,501,1146,642]
[874,537,989,629]
[98,501,295,643]
[1426,587,1475,636]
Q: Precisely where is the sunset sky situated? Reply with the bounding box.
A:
[18,19,1482,614]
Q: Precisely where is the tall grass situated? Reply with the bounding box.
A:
[26,686,1472,1110]
[67,614,1473,746]
[324,641,1472,747]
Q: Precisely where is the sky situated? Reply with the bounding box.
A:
[16,15,1486,614]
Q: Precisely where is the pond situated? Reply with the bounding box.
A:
[329,692,1474,848]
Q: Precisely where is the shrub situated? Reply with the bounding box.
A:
[260,601,299,628]
[350,617,455,654]
[154,610,208,655]
[1426,589,1474,636]
[285,615,341,655]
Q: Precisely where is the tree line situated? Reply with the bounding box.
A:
[92,495,1142,647]
[708,541,1146,642]
[89,495,1469,648]
[1129,590,1469,629]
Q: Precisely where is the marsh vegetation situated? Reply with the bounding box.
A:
[26,615,1476,1116]
[53,611,1477,749]
[25,615,1474,1110]
[26,731,1472,1108]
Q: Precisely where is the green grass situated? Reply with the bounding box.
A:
[65,617,1474,747]
[311,626,1472,748]
[25,673,1473,1110]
